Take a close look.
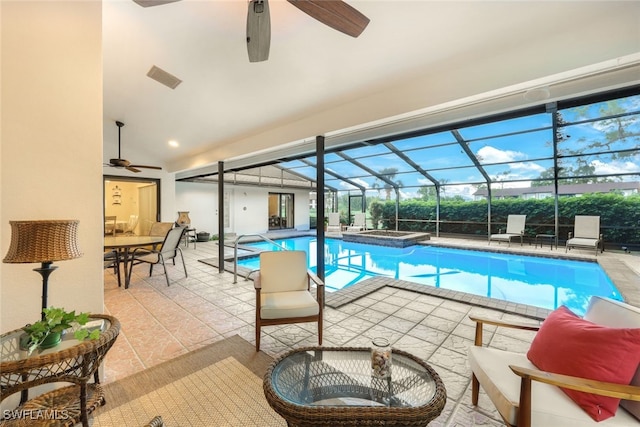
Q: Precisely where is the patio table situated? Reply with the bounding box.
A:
[104,235,165,288]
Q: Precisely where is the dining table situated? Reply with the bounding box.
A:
[104,235,165,289]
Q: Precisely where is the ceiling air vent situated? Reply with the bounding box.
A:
[146,65,182,90]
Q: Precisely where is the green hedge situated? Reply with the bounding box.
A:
[376,193,640,246]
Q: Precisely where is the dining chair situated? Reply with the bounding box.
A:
[124,214,139,235]
[104,216,117,236]
[103,249,121,287]
[128,227,187,287]
[253,250,324,351]
[146,222,174,250]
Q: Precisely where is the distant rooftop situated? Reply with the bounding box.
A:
[473,181,640,199]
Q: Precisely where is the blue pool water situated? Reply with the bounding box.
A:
[238,237,621,315]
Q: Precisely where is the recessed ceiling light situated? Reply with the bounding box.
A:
[168,140,179,148]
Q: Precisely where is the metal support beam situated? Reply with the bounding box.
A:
[316,137,326,306]
[218,161,225,273]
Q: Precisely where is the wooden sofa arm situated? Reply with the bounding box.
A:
[469,315,541,346]
[307,271,324,288]
[510,365,640,401]
[510,365,640,427]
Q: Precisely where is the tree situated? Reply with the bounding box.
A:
[417,185,437,201]
[372,167,403,200]
[534,100,637,185]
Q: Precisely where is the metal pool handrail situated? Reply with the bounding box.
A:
[233,234,288,283]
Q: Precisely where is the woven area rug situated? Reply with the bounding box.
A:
[91,335,285,426]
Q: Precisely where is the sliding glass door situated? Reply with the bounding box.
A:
[104,175,160,235]
[268,192,294,230]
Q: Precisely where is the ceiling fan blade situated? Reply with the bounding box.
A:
[133,0,181,7]
[129,164,163,170]
[247,0,271,62]
[126,166,142,173]
[287,0,370,38]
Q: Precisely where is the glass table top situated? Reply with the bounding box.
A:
[269,347,439,408]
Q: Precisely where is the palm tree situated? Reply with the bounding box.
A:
[372,167,403,200]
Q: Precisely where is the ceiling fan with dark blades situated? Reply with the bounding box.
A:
[105,121,162,173]
[132,0,370,63]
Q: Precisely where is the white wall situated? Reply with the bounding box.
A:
[176,181,311,237]
[1,2,104,330]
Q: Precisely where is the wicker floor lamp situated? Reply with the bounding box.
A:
[3,220,83,320]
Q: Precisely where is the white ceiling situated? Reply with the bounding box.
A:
[102,0,640,175]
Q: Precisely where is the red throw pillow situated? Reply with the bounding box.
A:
[527,305,640,421]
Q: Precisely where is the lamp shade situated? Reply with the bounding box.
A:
[3,220,83,264]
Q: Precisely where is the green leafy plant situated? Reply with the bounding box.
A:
[22,307,100,353]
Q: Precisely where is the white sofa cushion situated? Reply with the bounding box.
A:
[469,346,639,426]
[584,297,640,420]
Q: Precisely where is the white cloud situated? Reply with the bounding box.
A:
[591,159,640,175]
[476,146,525,163]
[337,177,371,191]
[509,162,546,173]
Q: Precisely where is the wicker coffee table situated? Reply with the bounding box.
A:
[264,346,447,427]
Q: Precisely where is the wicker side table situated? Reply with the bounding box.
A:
[0,314,120,427]
[264,346,447,427]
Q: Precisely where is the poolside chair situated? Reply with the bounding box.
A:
[566,215,603,256]
[346,212,366,232]
[254,250,324,351]
[326,212,342,232]
[489,214,526,247]
[468,296,640,427]
[128,226,187,287]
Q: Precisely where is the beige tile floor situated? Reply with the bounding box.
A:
[102,235,640,426]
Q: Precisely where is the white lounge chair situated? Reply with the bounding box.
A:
[489,214,526,247]
[566,215,603,255]
[326,212,342,232]
[346,212,366,232]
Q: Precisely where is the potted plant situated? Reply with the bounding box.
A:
[20,307,101,353]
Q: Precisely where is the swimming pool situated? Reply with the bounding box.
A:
[238,236,621,315]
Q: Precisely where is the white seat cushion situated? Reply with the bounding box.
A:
[567,237,599,248]
[490,233,519,241]
[469,346,639,426]
[260,290,319,319]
